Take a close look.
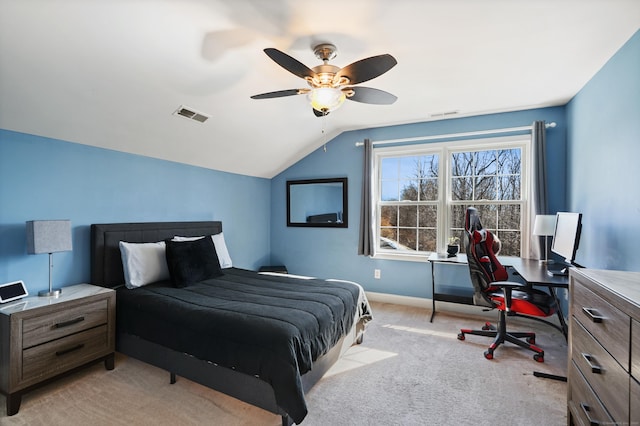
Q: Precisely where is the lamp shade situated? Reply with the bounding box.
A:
[26,220,72,254]
[533,215,556,237]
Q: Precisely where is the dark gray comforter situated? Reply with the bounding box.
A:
[116,268,370,423]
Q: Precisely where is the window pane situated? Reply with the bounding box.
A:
[398,228,417,251]
[498,176,520,200]
[381,180,399,201]
[452,177,473,201]
[497,149,521,175]
[381,205,398,226]
[418,205,437,228]
[400,180,419,201]
[495,230,520,256]
[498,204,520,230]
[451,152,473,177]
[475,150,497,175]
[420,178,438,201]
[381,158,399,180]
[398,205,417,227]
[450,204,469,232]
[475,176,497,200]
[380,228,398,249]
[418,229,436,251]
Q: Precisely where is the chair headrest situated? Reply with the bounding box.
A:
[465,207,484,233]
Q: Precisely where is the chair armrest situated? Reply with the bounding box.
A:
[493,280,526,312]
[493,280,527,289]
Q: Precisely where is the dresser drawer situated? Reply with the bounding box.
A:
[22,299,109,349]
[568,360,614,426]
[631,377,640,425]
[572,279,630,369]
[571,317,629,423]
[632,319,640,380]
[22,324,109,382]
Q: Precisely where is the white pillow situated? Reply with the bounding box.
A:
[119,241,170,289]
[212,232,232,269]
[172,232,233,269]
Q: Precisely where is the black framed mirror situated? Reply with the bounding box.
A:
[287,178,348,227]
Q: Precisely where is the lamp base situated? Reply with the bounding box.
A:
[38,288,62,297]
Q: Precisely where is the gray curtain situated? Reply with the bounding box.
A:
[358,139,374,256]
[530,120,548,259]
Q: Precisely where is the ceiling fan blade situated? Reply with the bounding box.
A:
[335,54,397,85]
[250,89,304,99]
[264,48,315,79]
[347,87,398,105]
[313,108,329,117]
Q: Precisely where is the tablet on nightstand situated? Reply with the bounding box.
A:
[0,280,29,304]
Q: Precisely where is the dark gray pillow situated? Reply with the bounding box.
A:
[165,236,223,288]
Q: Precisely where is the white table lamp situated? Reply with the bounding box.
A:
[533,215,556,264]
[26,220,73,297]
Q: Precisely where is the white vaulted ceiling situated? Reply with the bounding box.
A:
[1,0,638,178]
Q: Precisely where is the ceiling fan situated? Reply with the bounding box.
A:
[251,43,398,117]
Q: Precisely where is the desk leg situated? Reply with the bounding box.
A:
[549,286,568,340]
[430,261,436,322]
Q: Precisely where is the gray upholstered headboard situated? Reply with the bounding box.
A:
[90,221,223,288]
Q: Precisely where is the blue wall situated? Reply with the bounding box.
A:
[2,29,636,300]
[0,130,271,295]
[566,30,640,272]
[270,107,567,298]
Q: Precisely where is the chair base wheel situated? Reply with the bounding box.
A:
[484,350,494,360]
[481,322,494,331]
[533,353,544,363]
[457,333,465,341]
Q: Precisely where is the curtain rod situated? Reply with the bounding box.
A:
[355,122,556,147]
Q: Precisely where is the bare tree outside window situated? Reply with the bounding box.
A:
[377,142,525,257]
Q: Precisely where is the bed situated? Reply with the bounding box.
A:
[90,221,372,425]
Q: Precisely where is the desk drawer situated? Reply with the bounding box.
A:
[571,317,628,423]
[22,299,109,349]
[568,360,614,426]
[22,325,109,382]
[572,278,630,369]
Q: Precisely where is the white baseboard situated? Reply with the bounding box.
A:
[365,291,490,317]
[364,291,564,327]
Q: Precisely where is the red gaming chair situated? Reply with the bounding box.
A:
[457,207,557,361]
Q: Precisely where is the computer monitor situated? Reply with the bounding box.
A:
[551,212,582,265]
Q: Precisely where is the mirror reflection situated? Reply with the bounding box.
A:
[287,178,348,227]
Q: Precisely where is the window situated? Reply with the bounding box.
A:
[374,136,530,260]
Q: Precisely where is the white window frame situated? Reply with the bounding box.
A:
[372,135,532,262]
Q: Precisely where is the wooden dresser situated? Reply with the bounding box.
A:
[568,268,640,425]
[0,284,115,415]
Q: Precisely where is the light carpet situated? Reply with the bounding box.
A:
[0,302,567,425]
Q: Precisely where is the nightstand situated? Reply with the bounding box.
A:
[0,283,115,416]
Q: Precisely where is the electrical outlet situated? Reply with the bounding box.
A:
[374,269,381,279]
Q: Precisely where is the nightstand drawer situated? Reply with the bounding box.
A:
[572,279,630,369]
[22,324,109,382]
[568,360,614,426]
[571,317,629,422]
[22,299,109,348]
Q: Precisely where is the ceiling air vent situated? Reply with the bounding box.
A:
[173,105,210,123]
[429,110,460,119]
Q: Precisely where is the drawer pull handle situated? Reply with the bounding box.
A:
[55,344,85,357]
[580,402,600,426]
[581,307,604,323]
[54,316,85,329]
[581,353,602,374]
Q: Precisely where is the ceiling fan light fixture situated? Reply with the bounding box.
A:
[309,87,346,113]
